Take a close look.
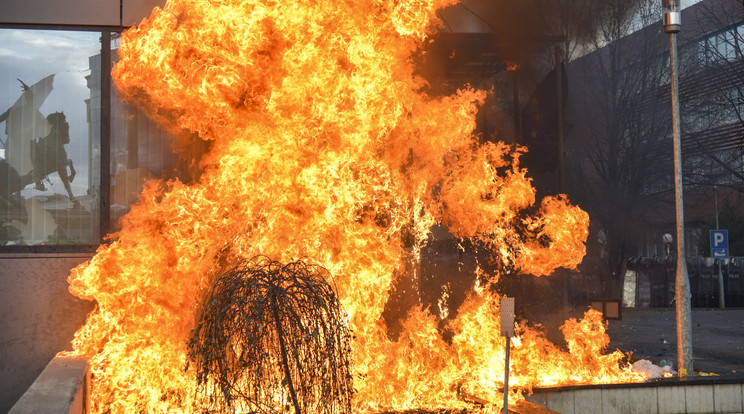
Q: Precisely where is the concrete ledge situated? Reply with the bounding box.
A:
[512,400,561,413]
[527,375,744,414]
[9,355,89,414]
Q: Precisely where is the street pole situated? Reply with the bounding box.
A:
[555,45,565,194]
[511,64,521,145]
[715,185,726,308]
[500,297,515,414]
[663,0,693,377]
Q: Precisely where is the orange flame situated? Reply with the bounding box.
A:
[65,0,646,412]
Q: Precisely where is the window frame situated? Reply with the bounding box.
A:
[0,24,123,254]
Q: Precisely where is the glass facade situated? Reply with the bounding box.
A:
[0,27,206,249]
[108,38,205,232]
[0,29,102,246]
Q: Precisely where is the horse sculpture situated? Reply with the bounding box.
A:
[0,78,77,243]
[21,111,77,201]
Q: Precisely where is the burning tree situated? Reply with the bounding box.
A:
[187,256,353,414]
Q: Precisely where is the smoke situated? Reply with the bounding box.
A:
[437,0,649,63]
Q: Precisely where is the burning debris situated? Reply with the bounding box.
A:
[186,256,353,414]
[64,0,647,412]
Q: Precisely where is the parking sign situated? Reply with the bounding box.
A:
[710,230,729,258]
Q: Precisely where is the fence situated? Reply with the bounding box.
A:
[625,256,744,308]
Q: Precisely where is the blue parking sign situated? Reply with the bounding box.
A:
[710,230,729,258]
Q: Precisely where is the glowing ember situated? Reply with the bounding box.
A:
[64,0,646,412]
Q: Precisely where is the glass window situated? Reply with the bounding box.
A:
[697,38,710,67]
[108,37,209,232]
[0,29,101,245]
[721,88,740,124]
[656,55,670,86]
[678,43,697,74]
[716,31,737,61]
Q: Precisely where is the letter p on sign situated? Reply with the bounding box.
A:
[710,230,729,258]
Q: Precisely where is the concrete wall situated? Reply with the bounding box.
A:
[527,378,744,414]
[1,0,167,26]
[1,2,168,411]
[0,255,95,413]
[9,356,89,414]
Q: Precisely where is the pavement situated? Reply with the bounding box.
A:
[606,307,744,376]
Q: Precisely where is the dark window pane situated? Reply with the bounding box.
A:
[108,39,208,232]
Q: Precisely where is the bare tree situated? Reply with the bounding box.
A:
[678,0,744,190]
[563,1,677,295]
[187,256,354,414]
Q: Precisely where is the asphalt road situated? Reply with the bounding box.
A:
[606,307,744,375]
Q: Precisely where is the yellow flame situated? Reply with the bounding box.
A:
[64,0,646,412]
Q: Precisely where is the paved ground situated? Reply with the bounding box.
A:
[606,307,744,376]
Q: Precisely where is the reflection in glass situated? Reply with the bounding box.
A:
[109,37,210,232]
[0,29,101,245]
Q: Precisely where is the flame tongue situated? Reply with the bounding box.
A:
[67,0,644,412]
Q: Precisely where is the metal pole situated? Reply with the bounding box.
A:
[503,336,510,414]
[715,185,726,308]
[664,4,694,375]
[511,66,521,144]
[100,31,112,242]
[555,46,565,193]
[500,297,515,413]
[714,185,719,230]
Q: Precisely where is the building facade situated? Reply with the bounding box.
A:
[564,0,744,260]
[0,1,173,411]
[562,0,744,305]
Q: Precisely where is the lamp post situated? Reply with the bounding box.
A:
[662,0,693,376]
[714,185,725,309]
[663,233,673,256]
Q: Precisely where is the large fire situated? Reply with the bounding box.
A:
[64,0,646,412]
